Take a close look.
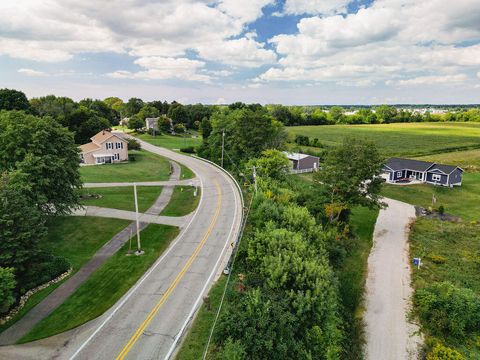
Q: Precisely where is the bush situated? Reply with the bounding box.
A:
[20,253,70,293]
[180,146,195,154]
[414,282,480,339]
[147,128,160,136]
[438,205,445,215]
[426,343,465,360]
[127,138,141,150]
[0,267,16,313]
[294,134,310,146]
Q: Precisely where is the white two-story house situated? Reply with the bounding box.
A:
[79,130,129,165]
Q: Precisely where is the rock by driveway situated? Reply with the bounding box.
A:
[365,198,422,360]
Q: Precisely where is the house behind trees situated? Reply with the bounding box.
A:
[284,152,320,173]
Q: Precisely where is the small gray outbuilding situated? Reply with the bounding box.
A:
[284,152,320,172]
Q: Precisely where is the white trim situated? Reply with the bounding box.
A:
[432,174,441,181]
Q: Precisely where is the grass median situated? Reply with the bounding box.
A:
[20,224,179,343]
[80,186,162,212]
[161,186,201,217]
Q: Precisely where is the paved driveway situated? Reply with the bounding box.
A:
[364,198,422,360]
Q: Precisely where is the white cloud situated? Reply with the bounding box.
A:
[106,57,211,82]
[283,0,352,15]
[477,71,480,79]
[396,74,469,86]
[17,68,47,77]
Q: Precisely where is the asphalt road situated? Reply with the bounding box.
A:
[0,138,243,360]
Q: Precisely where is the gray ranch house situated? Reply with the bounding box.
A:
[382,157,464,187]
[284,152,320,173]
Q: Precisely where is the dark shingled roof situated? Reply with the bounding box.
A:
[384,157,463,174]
[384,157,434,172]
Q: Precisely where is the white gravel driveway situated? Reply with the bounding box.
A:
[364,198,422,360]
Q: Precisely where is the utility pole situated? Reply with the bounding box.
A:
[221,129,225,168]
[252,166,257,194]
[133,183,143,255]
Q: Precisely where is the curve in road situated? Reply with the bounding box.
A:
[0,137,243,360]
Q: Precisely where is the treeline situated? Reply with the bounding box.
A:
[0,110,82,315]
[197,105,385,358]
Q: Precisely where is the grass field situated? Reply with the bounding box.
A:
[80,150,171,183]
[0,217,129,334]
[416,148,480,172]
[410,219,480,358]
[381,173,480,221]
[136,133,201,150]
[80,186,162,212]
[161,186,200,217]
[21,224,179,343]
[288,122,480,157]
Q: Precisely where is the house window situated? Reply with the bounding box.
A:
[106,142,113,150]
[114,153,120,160]
[396,171,402,177]
[115,142,123,149]
[432,174,441,181]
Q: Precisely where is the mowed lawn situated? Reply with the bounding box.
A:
[381,173,480,221]
[137,133,201,150]
[410,219,480,358]
[0,217,130,334]
[161,186,200,216]
[21,224,179,343]
[80,150,171,183]
[288,122,480,157]
[80,186,162,212]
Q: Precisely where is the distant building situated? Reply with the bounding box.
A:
[145,117,160,130]
[284,152,320,173]
[79,130,128,165]
[382,157,463,187]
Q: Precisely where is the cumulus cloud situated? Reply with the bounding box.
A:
[18,68,47,77]
[396,74,469,86]
[283,0,352,15]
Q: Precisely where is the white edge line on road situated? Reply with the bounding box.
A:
[163,164,241,360]
[69,152,205,360]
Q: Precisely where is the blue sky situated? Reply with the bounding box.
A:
[0,0,479,104]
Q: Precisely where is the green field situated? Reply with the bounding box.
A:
[137,133,201,151]
[381,173,480,221]
[80,150,171,183]
[80,186,162,212]
[288,122,480,157]
[161,186,200,217]
[410,219,480,358]
[0,217,129,334]
[416,148,480,172]
[21,224,179,343]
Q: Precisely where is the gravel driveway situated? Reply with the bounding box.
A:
[364,198,422,360]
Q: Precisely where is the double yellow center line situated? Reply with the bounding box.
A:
[116,181,222,360]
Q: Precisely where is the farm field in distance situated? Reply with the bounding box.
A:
[288,122,480,158]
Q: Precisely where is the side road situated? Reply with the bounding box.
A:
[0,136,243,360]
[364,198,422,360]
[0,161,181,345]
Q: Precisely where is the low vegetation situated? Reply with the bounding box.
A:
[136,133,201,151]
[80,150,171,183]
[80,186,162,212]
[381,173,480,221]
[410,218,480,359]
[416,149,480,172]
[161,186,200,217]
[288,122,480,158]
[20,224,179,343]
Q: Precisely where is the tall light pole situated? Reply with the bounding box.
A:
[221,129,225,168]
[133,183,143,255]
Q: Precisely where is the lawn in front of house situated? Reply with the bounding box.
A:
[380,173,480,221]
[80,150,171,183]
[410,218,480,358]
[0,217,130,334]
[288,122,480,157]
[136,133,201,151]
[161,186,201,216]
[80,186,162,212]
[20,224,179,343]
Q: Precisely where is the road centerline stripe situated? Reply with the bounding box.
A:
[115,180,222,360]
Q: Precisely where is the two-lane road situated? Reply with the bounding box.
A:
[0,138,243,360]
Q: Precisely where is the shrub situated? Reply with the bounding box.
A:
[220,338,246,360]
[414,282,480,339]
[180,146,195,154]
[294,135,310,146]
[127,138,141,150]
[0,267,16,313]
[147,128,160,136]
[438,205,445,215]
[426,343,465,360]
[20,253,70,292]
